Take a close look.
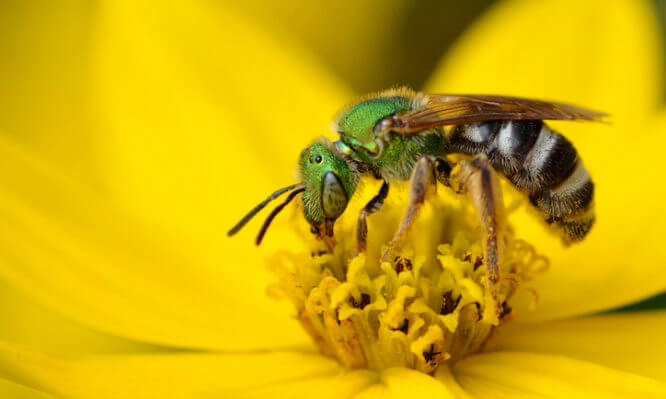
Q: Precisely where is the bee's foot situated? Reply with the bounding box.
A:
[380,248,393,263]
[353,247,367,258]
[322,235,336,253]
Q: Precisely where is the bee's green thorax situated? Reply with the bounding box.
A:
[337,96,413,144]
[335,94,446,181]
[298,141,359,225]
[377,132,446,180]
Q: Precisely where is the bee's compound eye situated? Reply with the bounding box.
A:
[315,155,323,164]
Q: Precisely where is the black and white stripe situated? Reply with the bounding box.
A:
[448,120,595,242]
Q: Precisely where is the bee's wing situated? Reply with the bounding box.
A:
[385,94,608,134]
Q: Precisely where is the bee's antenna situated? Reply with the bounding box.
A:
[255,187,305,245]
[227,183,304,236]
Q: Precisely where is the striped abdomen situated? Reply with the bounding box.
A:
[448,120,594,243]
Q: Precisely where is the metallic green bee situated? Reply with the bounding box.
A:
[229,87,604,299]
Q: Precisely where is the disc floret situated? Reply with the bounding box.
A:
[267,193,547,373]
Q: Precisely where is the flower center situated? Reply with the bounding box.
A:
[268,186,547,373]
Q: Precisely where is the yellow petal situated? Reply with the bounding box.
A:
[0,378,54,399]
[426,0,666,320]
[493,311,666,382]
[0,136,307,350]
[237,371,376,399]
[353,368,457,399]
[80,1,354,349]
[90,0,352,284]
[0,342,376,399]
[0,2,100,186]
[426,0,661,125]
[220,0,409,92]
[0,275,164,355]
[0,2,352,349]
[454,351,666,398]
[91,0,351,230]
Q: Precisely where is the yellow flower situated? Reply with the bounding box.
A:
[0,0,665,397]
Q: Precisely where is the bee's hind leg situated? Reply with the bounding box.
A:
[451,154,505,319]
[381,156,437,262]
[356,181,390,255]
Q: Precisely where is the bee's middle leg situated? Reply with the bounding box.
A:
[381,156,437,262]
[451,154,504,317]
[356,181,390,254]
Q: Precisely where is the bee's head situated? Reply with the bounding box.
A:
[227,138,358,247]
[298,139,359,237]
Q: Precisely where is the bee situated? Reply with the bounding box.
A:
[228,87,605,302]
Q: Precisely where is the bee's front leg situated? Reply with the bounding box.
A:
[451,154,505,319]
[311,219,337,252]
[381,156,437,262]
[356,181,389,255]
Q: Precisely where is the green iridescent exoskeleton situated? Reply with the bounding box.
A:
[334,92,446,181]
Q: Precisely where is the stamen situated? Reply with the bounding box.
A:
[267,189,547,373]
